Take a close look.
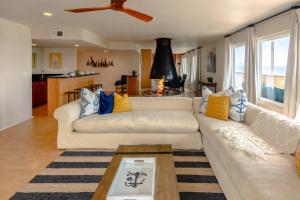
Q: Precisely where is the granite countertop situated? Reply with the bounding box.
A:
[32,74,63,82]
[48,73,100,78]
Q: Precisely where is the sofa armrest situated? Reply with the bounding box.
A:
[54,100,81,122]
[54,100,81,134]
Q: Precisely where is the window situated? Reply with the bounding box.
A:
[258,34,290,103]
[232,45,246,90]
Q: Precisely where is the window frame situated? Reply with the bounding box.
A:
[256,31,290,107]
[231,42,246,90]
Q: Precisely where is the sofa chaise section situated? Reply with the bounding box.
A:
[193,97,300,200]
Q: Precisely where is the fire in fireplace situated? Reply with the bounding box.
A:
[155,79,165,95]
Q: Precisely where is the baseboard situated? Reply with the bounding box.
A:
[0,116,33,132]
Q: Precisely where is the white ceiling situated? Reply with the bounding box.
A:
[32,39,101,48]
[0,0,298,48]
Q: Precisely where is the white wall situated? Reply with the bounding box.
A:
[32,47,77,74]
[0,18,32,131]
[77,50,139,91]
[200,38,225,92]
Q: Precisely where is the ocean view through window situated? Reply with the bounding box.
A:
[258,34,290,103]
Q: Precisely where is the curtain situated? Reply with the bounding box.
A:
[223,36,233,90]
[181,54,187,77]
[181,49,201,92]
[181,52,192,86]
[190,50,199,92]
[245,26,259,104]
[284,9,300,118]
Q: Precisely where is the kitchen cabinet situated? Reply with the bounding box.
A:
[32,80,47,106]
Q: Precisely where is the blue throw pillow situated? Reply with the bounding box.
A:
[98,91,114,115]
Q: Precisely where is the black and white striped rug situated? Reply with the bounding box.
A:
[10,150,226,200]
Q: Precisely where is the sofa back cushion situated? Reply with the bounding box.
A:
[244,103,266,126]
[250,111,300,154]
[193,97,202,113]
[128,97,193,112]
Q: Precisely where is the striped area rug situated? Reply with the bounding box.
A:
[10,150,226,200]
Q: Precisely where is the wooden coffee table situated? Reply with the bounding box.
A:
[92,145,180,200]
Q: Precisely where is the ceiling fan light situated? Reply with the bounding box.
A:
[43,12,53,17]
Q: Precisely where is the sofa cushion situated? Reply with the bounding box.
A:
[74,110,199,133]
[200,86,213,113]
[244,103,266,126]
[129,97,193,111]
[113,93,132,113]
[229,90,248,122]
[98,91,114,115]
[206,95,230,121]
[196,113,300,200]
[250,111,300,154]
[80,88,101,117]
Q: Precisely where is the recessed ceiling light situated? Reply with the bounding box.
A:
[43,12,53,17]
[74,44,80,47]
[32,43,37,46]
[104,50,108,53]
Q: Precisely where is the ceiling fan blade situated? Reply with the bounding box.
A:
[121,8,153,22]
[65,5,112,13]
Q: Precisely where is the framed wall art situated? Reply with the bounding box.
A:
[32,53,36,69]
[49,53,62,68]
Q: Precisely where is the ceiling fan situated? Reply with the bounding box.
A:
[65,0,153,22]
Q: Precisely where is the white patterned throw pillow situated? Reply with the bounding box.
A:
[80,88,101,117]
[200,86,213,113]
[229,90,248,122]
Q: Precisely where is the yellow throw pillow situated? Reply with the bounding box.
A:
[113,93,132,113]
[205,95,230,121]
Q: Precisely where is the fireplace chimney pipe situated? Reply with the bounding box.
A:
[150,38,178,80]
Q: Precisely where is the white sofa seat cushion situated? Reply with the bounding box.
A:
[74,110,199,133]
[196,114,300,200]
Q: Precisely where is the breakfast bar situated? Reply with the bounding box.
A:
[47,73,100,115]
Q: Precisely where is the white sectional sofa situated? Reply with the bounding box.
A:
[54,96,300,200]
[193,97,300,200]
[54,97,202,150]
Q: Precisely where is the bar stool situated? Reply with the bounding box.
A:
[67,90,80,103]
[93,84,103,91]
[86,84,103,92]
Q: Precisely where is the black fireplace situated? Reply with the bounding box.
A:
[150,38,178,80]
[147,38,181,96]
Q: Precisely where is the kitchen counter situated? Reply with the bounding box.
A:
[47,73,100,115]
[32,74,63,82]
[48,73,99,78]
